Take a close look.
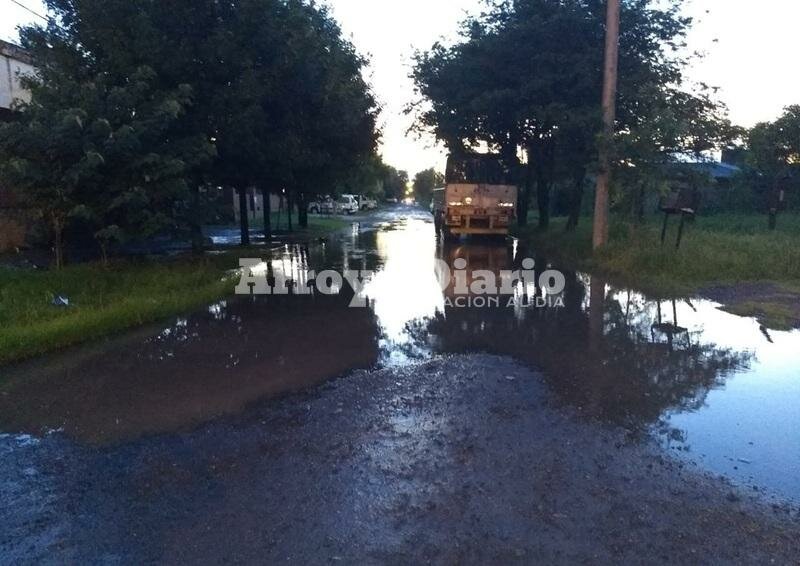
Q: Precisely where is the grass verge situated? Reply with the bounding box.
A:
[0,256,241,366]
[513,213,800,298]
[0,215,352,366]
[724,301,800,331]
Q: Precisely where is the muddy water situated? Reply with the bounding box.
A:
[0,206,798,501]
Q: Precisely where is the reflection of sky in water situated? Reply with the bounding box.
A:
[648,296,800,500]
[351,221,800,500]
[240,215,799,501]
[361,219,445,363]
[570,285,800,501]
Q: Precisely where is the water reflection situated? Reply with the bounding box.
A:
[0,209,797,500]
[363,219,444,365]
[0,291,380,445]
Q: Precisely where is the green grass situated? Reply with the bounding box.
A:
[0,257,241,366]
[514,213,800,296]
[0,215,352,366]
[725,301,799,331]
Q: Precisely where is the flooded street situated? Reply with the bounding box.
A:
[1,205,799,562]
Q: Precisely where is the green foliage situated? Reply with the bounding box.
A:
[411,0,732,228]
[381,165,410,201]
[748,106,800,177]
[336,155,389,198]
[0,53,200,265]
[413,168,444,205]
[0,0,380,261]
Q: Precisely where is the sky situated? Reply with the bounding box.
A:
[2,0,799,176]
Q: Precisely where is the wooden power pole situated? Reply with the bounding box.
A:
[592,0,621,250]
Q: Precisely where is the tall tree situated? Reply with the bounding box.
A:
[5,0,379,253]
[412,0,731,232]
[381,166,409,201]
[0,19,204,266]
[413,168,445,206]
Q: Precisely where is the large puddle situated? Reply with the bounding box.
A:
[1,207,798,501]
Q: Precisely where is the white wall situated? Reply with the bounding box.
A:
[0,43,35,110]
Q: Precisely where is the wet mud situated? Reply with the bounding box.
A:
[2,355,798,564]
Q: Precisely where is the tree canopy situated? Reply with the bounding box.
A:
[748,106,800,178]
[413,168,445,206]
[411,0,732,229]
[0,0,380,262]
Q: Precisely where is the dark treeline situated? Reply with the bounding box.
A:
[0,0,382,266]
[410,0,742,230]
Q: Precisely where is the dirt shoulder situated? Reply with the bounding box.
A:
[2,355,798,564]
[702,282,800,330]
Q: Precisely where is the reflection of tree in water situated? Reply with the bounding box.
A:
[412,270,751,430]
[0,289,382,445]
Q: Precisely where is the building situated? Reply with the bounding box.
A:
[677,160,742,214]
[0,40,35,252]
[232,189,285,224]
[1,39,34,118]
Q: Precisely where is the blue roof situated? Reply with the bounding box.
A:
[684,161,741,180]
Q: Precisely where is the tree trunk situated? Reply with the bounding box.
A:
[517,177,530,227]
[262,188,272,241]
[287,192,294,232]
[624,182,646,241]
[238,187,250,246]
[51,213,65,270]
[768,209,777,231]
[98,239,109,267]
[529,136,555,231]
[297,192,308,229]
[635,182,646,224]
[537,183,550,230]
[189,185,205,254]
[565,167,586,232]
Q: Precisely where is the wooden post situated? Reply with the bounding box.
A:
[676,213,687,249]
[592,0,621,250]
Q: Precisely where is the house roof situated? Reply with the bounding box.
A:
[0,40,33,65]
[684,161,741,180]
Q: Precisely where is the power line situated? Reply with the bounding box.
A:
[6,0,49,23]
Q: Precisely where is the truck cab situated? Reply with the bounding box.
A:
[432,153,517,238]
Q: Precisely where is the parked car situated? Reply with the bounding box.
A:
[308,196,335,214]
[336,194,360,215]
[358,195,378,211]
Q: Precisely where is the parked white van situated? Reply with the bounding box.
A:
[337,194,360,215]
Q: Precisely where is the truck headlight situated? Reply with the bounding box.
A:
[464,197,473,205]
[498,202,515,208]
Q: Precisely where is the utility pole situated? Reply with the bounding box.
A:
[592,0,621,250]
